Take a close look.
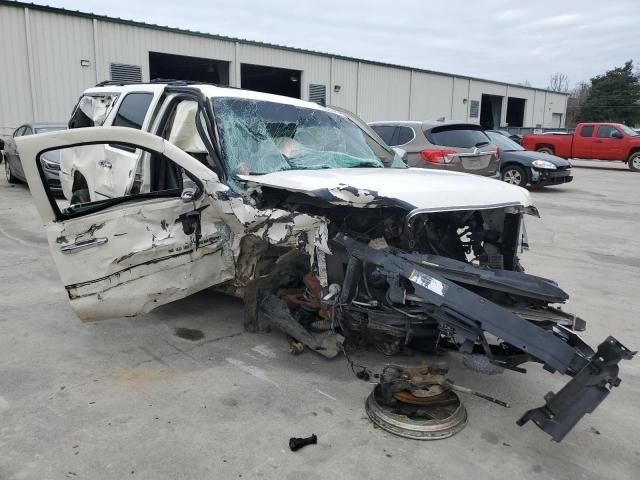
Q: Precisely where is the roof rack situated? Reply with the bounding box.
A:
[94,78,235,88]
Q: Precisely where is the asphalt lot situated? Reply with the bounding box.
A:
[1,159,639,480]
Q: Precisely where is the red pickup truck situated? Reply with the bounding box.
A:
[522,123,640,172]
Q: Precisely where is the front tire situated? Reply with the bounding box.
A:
[502,165,528,187]
[5,159,19,184]
[537,147,554,155]
[628,151,640,172]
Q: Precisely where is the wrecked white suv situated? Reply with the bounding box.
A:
[17,82,633,442]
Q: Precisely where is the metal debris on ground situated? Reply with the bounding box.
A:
[289,434,318,451]
[366,363,510,440]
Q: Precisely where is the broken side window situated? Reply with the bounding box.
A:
[69,94,118,129]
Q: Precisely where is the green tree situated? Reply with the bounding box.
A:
[566,81,591,127]
[579,61,640,125]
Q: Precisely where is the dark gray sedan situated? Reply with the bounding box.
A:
[486,130,573,188]
[3,123,66,193]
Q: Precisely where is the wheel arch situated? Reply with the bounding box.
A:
[535,144,555,153]
[501,160,530,172]
[72,170,89,192]
[626,147,640,163]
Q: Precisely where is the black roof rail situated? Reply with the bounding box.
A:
[94,78,240,88]
[150,78,242,89]
[94,80,140,87]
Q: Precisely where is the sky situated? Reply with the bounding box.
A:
[41,0,639,89]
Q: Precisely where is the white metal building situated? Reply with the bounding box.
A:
[0,0,568,139]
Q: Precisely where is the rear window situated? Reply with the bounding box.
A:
[425,124,490,148]
[580,125,594,137]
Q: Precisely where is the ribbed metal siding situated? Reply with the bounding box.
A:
[330,59,358,112]
[0,3,567,133]
[28,9,97,122]
[97,21,235,83]
[357,63,411,122]
[409,71,454,121]
[0,5,33,135]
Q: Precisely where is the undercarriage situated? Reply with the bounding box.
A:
[237,192,635,442]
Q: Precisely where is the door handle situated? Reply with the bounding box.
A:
[594,140,603,143]
[98,160,112,169]
[60,237,108,254]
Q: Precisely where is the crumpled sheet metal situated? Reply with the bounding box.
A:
[212,193,331,260]
[52,199,235,321]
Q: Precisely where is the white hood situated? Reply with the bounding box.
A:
[239,168,534,213]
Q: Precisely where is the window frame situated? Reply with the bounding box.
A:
[110,92,155,152]
[36,140,204,221]
[596,124,621,139]
[112,92,155,130]
[580,125,594,137]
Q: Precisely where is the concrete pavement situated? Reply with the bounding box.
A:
[1,159,639,479]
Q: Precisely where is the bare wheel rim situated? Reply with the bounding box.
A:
[632,155,640,169]
[503,169,522,185]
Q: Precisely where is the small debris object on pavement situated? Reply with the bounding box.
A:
[289,434,318,451]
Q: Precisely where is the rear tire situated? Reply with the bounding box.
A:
[501,165,528,187]
[537,147,554,155]
[5,159,19,184]
[70,188,90,205]
[628,151,640,172]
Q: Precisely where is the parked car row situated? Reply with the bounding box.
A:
[369,121,572,187]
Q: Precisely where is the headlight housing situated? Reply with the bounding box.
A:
[41,156,61,171]
[532,159,557,170]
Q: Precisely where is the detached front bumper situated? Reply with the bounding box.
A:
[531,167,573,186]
[334,235,635,442]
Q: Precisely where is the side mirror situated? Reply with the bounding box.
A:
[0,139,5,151]
[612,131,623,139]
[181,188,196,202]
[181,178,198,202]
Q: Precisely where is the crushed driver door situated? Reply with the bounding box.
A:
[17,126,235,321]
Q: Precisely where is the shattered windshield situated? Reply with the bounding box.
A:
[212,97,398,177]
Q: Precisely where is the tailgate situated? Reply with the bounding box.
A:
[456,152,494,170]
